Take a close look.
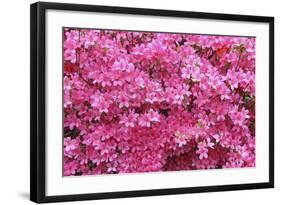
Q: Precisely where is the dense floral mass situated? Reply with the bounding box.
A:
[63,28,255,176]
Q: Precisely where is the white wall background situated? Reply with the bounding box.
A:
[0,0,279,204]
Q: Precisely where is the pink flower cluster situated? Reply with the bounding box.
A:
[63,28,255,176]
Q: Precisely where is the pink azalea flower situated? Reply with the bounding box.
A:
[138,114,151,127]
[229,106,250,127]
[90,93,111,113]
[112,59,134,72]
[64,137,78,152]
[147,109,161,122]
[118,94,130,108]
[120,112,139,128]
[196,141,209,160]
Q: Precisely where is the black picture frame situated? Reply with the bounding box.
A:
[30,1,274,203]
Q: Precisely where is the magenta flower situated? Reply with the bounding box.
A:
[138,114,152,127]
[196,141,209,160]
[229,106,250,127]
[112,59,134,72]
[120,111,139,128]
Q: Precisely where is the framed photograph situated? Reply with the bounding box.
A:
[30,1,274,203]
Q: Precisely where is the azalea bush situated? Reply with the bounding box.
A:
[63,28,255,176]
